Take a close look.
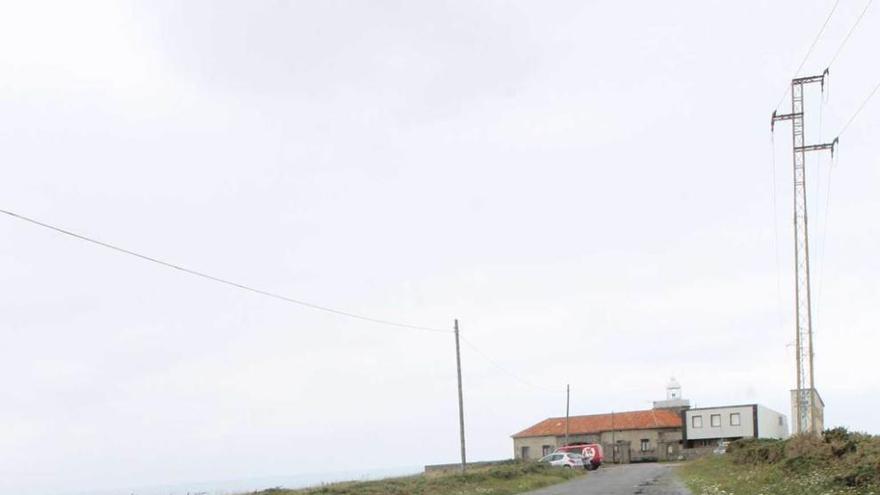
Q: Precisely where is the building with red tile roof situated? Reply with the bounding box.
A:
[512,380,690,463]
[511,380,790,463]
[512,408,683,439]
[512,408,685,463]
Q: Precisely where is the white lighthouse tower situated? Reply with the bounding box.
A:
[653,377,690,410]
[667,377,682,400]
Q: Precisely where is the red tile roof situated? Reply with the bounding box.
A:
[512,409,682,438]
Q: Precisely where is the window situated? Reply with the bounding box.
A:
[711,414,721,427]
[640,439,650,452]
[542,445,554,456]
[730,412,741,426]
[779,416,784,426]
[692,415,703,428]
[521,446,530,460]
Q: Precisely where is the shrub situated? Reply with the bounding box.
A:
[831,431,880,488]
[824,427,860,458]
[683,427,880,493]
[728,438,785,465]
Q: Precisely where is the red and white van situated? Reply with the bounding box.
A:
[556,443,603,470]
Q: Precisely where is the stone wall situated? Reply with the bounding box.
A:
[514,427,683,463]
[512,435,558,460]
[598,428,682,462]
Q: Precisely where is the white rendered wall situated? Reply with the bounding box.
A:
[685,406,755,440]
[757,405,789,439]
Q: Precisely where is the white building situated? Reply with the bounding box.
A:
[652,377,691,410]
[682,404,789,448]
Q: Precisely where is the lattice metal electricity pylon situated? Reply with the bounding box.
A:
[771,70,836,436]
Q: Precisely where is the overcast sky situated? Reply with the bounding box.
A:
[1,1,879,494]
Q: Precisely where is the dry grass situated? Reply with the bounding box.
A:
[244,461,584,495]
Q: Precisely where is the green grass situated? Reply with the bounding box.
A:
[244,462,583,495]
[679,428,880,495]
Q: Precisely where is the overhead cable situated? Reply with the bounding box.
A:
[0,208,451,334]
[814,153,837,333]
[459,335,558,394]
[769,135,786,335]
[837,78,880,136]
[773,0,842,111]
[828,0,875,67]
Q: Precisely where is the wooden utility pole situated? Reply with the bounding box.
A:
[564,384,570,445]
[454,319,467,473]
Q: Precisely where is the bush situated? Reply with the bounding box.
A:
[824,426,860,458]
[728,438,786,465]
[828,429,880,488]
[729,428,880,488]
[683,427,880,494]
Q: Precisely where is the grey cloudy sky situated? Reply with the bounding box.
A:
[1,1,879,494]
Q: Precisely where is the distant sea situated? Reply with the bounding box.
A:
[65,466,423,495]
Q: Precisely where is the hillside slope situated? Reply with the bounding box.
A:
[680,428,880,495]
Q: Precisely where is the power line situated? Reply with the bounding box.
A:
[811,0,874,335]
[459,335,557,394]
[774,0,842,111]
[837,78,880,136]
[1,208,586,393]
[828,0,875,67]
[812,91,826,303]
[0,208,452,334]
[769,135,786,334]
[814,153,836,333]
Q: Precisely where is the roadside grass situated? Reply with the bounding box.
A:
[680,428,880,495]
[245,462,583,495]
